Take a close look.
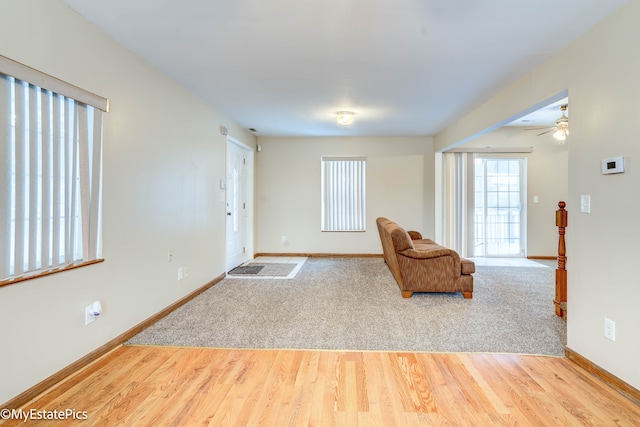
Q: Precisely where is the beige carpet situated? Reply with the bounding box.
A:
[127,257,566,355]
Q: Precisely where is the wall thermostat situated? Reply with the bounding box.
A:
[601,156,624,175]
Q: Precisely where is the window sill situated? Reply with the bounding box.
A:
[0,259,105,288]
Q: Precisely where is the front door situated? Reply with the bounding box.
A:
[225,138,252,271]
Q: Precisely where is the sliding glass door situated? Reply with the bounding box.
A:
[474,158,526,257]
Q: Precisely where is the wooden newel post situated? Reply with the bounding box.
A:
[555,201,568,318]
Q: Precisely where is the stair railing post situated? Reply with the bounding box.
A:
[555,201,568,318]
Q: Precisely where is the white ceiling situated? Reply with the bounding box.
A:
[507,97,568,128]
[62,0,626,137]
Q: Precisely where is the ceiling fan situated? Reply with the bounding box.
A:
[525,104,569,142]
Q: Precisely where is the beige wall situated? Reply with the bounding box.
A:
[256,136,434,254]
[435,2,640,389]
[461,127,568,257]
[0,0,255,404]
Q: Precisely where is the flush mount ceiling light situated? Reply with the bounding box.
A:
[336,111,355,126]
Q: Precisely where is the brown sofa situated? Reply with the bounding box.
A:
[376,217,475,298]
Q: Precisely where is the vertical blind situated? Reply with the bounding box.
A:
[321,156,366,232]
[442,152,473,257]
[0,72,104,281]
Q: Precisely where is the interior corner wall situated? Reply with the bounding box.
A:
[0,0,255,404]
[434,2,640,390]
[461,127,568,257]
[255,136,434,254]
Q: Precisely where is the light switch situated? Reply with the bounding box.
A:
[580,195,591,213]
[533,196,539,203]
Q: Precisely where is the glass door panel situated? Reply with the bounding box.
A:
[474,158,525,257]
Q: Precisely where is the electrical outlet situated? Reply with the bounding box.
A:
[604,318,615,341]
[85,302,102,325]
[177,267,184,281]
[85,305,96,325]
[281,235,287,243]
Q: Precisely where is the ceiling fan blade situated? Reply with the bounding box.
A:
[524,127,552,131]
[537,129,554,136]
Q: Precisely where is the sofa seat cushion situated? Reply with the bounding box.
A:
[412,241,475,275]
[412,240,440,251]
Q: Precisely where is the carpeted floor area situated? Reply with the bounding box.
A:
[127,257,566,356]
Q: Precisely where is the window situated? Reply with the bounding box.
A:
[321,156,366,232]
[1,56,108,285]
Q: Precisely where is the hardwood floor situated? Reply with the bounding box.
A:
[3,345,639,426]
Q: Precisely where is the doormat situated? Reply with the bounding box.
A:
[227,263,298,278]
[228,265,264,275]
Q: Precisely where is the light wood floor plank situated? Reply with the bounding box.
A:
[3,345,639,427]
[516,355,603,426]
[361,352,398,426]
[536,356,639,427]
[482,353,558,426]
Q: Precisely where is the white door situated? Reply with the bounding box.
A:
[474,157,526,257]
[225,138,253,271]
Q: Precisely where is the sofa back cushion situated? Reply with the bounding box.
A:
[376,217,394,263]
[376,217,414,287]
[390,227,414,252]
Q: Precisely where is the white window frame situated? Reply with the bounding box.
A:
[321,156,366,232]
[1,56,108,284]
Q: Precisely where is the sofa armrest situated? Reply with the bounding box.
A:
[407,230,423,240]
